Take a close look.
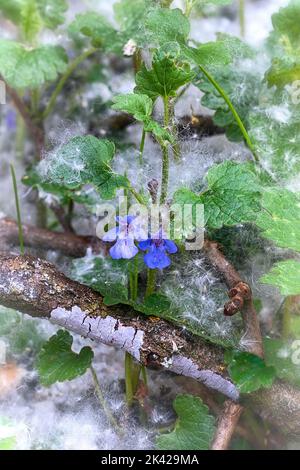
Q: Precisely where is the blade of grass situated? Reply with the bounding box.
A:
[10,164,24,255]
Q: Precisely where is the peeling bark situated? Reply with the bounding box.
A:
[0,253,236,399]
[0,219,263,358]
[0,253,300,436]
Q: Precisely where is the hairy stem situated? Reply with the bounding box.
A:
[10,165,24,255]
[139,127,146,163]
[145,268,156,297]
[128,187,146,205]
[169,99,181,161]
[160,96,170,204]
[43,48,96,119]
[185,0,195,18]
[198,64,258,162]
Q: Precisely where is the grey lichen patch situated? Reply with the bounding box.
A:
[170,355,239,401]
[50,305,144,361]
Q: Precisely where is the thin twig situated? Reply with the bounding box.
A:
[211,400,244,450]
[3,80,44,157]
[203,239,263,358]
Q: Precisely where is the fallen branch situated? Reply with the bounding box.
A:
[0,217,106,257]
[0,252,237,398]
[0,252,300,437]
[0,218,263,358]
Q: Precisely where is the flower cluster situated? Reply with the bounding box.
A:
[102,216,177,270]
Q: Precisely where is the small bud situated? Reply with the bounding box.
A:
[148,178,159,203]
[123,39,137,57]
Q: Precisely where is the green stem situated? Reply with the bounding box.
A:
[125,352,134,406]
[10,164,24,255]
[146,268,156,297]
[43,48,96,119]
[198,64,259,162]
[239,0,245,38]
[128,187,145,205]
[169,99,181,161]
[133,255,139,301]
[185,0,195,18]
[133,48,142,74]
[160,144,169,204]
[160,96,170,204]
[139,127,146,164]
[15,113,26,161]
[141,365,148,386]
[90,365,122,435]
[31,89,40,115]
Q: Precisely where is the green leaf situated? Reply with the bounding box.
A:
[114,0,149,33]
[261,260,300,296]
[256,189,300,252]
[266,58,300,88]
[256,190,300,296]
[143,118,174,145]
[156,394,216,450]
[36,0,68,30]
[264,337,300,388]
[226,351,276,393]
[145,7,190,46]
[0,0,68,30]
[174,162,261,229]
[249,96,300,179]
[196,64,259,142]
[71,255,130,304]
[38,135,129,199]
[0,40,68,89]
[135,50,194,100]
[68,12,121,52]
[184,35,252,69]
[112,93,153,121]
[22,167,102,212]
[134,293,172,316]
[272,0,300,50]
[36,330,94,386]
[21,0,42,42]
[0,0,23,24]
[112,93,174,144]
[202,162,261,228]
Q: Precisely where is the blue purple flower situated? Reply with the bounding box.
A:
[102,215,146,260]
[139,234,177,270]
